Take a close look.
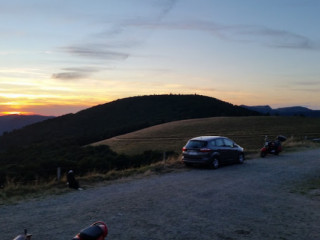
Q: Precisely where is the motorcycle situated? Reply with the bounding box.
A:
[13,221,108,240]
[260,135,286,158]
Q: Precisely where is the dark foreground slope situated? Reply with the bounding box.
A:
[0,94,258,150]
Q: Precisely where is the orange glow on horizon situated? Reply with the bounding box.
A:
[0,111,35,116]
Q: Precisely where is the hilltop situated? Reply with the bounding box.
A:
[0,94,258,150]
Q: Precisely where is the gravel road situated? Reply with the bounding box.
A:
[1,149,320,240]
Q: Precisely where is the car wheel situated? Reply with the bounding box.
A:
[211,158,219,169]
[238,154,244,164]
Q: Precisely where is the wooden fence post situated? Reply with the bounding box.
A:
[163,152,166,166]
[57,167,61,182]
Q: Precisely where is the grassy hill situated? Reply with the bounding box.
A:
[0,94,258,150]
[91,116,320,155]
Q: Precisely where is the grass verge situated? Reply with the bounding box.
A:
[0,155,185,205]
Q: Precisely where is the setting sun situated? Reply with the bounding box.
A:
[0,111,34,116]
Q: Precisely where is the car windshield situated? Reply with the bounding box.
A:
[186,140,207,148]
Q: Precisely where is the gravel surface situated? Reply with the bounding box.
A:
[1,149,320,240]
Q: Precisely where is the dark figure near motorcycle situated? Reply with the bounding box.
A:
[67,170,80,190]
[260,135,286,158]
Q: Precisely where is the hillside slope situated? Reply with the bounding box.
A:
[0,94,258,150]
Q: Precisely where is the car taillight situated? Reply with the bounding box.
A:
[200,148,212,152]
[182,147,187,152]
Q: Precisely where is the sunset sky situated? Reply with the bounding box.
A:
[1,0,320,116]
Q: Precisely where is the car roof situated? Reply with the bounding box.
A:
[190,136,225,141]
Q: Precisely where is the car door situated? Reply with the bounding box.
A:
[215,138,229,164]
[222,138,238,162]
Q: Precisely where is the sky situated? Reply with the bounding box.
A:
[1,0,320,116]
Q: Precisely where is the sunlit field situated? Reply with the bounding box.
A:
[92,116,320,156]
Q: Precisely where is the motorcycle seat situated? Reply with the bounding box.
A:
[79,225,103,240]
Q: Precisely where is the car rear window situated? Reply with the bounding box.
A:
[186,140,207,148]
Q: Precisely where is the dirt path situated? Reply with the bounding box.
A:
[1,149,320,240]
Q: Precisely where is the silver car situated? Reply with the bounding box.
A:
[182,136,244,169]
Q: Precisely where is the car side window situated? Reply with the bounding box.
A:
[223,139,234,148]
[210,140,217,147]
[215,138,224,147]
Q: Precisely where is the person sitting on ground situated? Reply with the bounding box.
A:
[67,170,82,190]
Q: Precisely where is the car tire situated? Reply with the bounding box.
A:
[211,158,219,169]
[238,154,245,164]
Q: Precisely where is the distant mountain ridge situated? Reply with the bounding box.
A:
[241,105,320,117]
[0,114,54,136]
[0,94,259,150]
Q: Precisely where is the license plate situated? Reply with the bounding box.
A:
[188,151,198,155]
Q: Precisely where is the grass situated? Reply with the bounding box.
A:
[282,136,320,152]
[2,116,320,204]
[0,177,70,205]
[0,155,185,205]
[91,116,320,155]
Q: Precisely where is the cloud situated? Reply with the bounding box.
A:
[290,87,320,93]
[56,0,177,71]
[52,72,89,80]
[51,67,100,81]
[126,19,318,50]
[230,25,315,49]
[93,0,178,45]
[293,80,320,86]
[154,0,178,21]
[278,80,320,93]
[61,45,129,61]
